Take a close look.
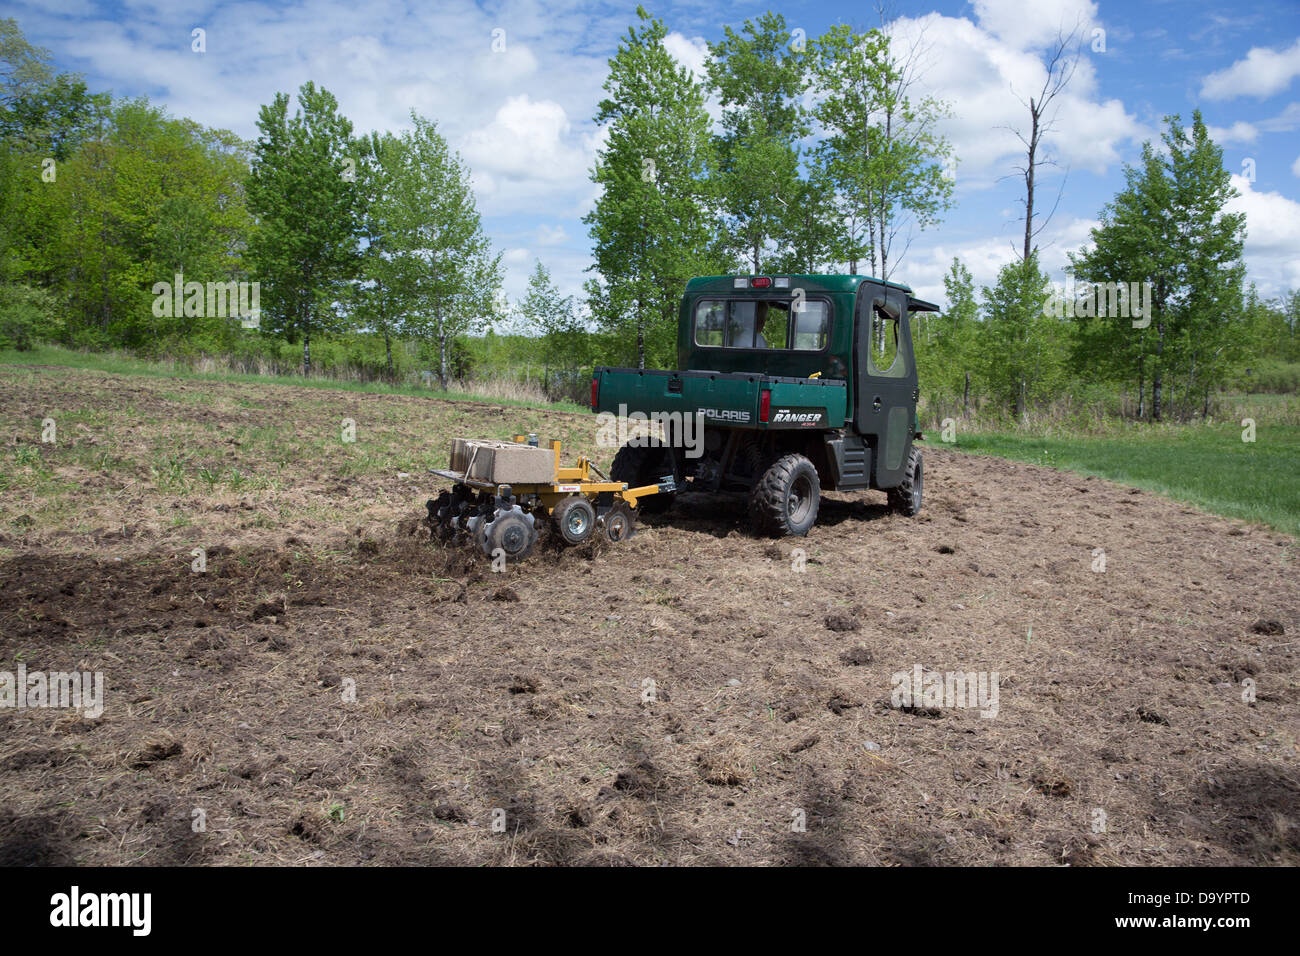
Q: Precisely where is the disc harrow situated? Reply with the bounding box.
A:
[426,435,674,563]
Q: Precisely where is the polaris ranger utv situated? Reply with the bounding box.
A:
[591,274,938,536]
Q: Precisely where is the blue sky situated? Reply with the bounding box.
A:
[10,0,1300,313]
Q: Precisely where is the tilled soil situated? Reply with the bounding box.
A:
[0,368,1296,865]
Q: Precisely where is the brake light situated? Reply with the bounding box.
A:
[751,276,772,288]
[759,388,771,423]
[590,376,598,409]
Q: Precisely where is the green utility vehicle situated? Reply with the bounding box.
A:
[591,274,938,536]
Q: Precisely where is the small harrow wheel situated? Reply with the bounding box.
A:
[603,501,636,543]
[553,496,596,546]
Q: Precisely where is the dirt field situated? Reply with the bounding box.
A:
[1,365,1296,866]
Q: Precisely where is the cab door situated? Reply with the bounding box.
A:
[853,285,917,489]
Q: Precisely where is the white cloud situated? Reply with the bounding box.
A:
[1257,101,1300,133]
[1228,174,1300,294]
[906,214,1099,306]
[1293,154,1300,177]
[1201,38,1300,100]
[1207,121,1258,145]
[887,13,1142,186]
[534,223,568,245]
[460,95,587,187]
[970,0,1099,52]
[662,32,708,80]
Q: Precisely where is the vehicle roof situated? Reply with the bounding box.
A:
[685,274,916,295]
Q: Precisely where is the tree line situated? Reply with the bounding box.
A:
[1,13,1296,418]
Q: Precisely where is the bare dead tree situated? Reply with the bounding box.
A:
[1007,26,1082,261]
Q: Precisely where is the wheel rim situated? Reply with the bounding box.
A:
[913,462,923,510]
[788,474,813,524]
[566,508,589,538]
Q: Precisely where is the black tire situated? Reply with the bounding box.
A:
[480,507,536,562]
[749,453,820,537]
[552,496,596,545]
[610,444,675,514]
[603,501,636,542]
[887,448,923,516]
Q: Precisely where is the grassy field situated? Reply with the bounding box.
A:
[0,344,583,412]
[940,423,1300,536]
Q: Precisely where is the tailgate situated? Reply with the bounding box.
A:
[593,367,845,429]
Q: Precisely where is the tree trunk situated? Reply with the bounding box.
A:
[635,296,645,370]
[963,370,970,417]
[1136,353,1145,420]
[1024,99,1038,261]
[303,306,312,375]
[1152,321,1164,422]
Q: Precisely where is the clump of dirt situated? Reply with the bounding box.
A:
[826,694,860,715]
[1134,707,1170,725]
[1031,764,1075,798]
[839,645,874,666]
[251,598,285,622]
[612,757,665,798]
[508,674,539,694]
[130,733,183,769]
[824,611,858,632]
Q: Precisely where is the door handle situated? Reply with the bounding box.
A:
[872,396,882,412]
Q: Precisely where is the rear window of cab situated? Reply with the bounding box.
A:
[694,298,830,351]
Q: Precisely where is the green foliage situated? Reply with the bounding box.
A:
[1070,111,1247,420]
[372,112,501,386]
[0,282,62,348]
[976,252,1068,418]
[584,6,722,370]
[810,26,953,278]
[247,82,361,372]
[705,12,809,272]
[1233,360,1300,394]
[915,257,978,412]
[519,259,588,376]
